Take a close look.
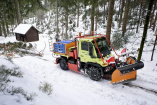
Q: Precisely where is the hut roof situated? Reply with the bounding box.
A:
[13,24,38,34]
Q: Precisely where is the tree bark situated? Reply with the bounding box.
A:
[2,22,7,37]
[122,0,130,37]
[106,0,115,41]
[15,0,22,24]
[103,0,106,24]
[149,1,156,28]
[153,12,157,31]
[77,6,79,27]
[136,2,142,33]
[90,4,95,33]
[137,0,154,61]
[151,29,157,61]
[140,0,146,26]
[118,0,125,28]
[95,5,99,31]
[56,1,59,38]
[0,24,2,36]
[118,0,121,18]
[5,21,9,34]
[65,10,68,39]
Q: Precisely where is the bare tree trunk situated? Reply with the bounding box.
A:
[77,6,79,27]
[15,0,22,24]
[0,24,2,36]
[65,10,68,39]
[122,0,130,37]
[140,0,146,26]
[151,29,157,61]
[118,0,121,18]
[90,4,95,33]
[118,0,125,28]
[5,21,9,34]
[95,5,99,31]
[2,22,7,37]
[153,12,157,31]
[62,15,64,37]
[106,0,115,41]
[84,5,87,34]
[149,1,156,28]
[56,1,59,38]
[137,0,154,61]
[103,0,106,24]
[136,2,142,33]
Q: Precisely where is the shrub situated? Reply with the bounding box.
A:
[39,82,52,95]
[6,86,36,101]
[17,42,23,48]
[0,65,35,101]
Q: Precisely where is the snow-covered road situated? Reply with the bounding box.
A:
[11,55,157,105]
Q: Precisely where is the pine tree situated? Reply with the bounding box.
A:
[153,12,157,31]
[118,0,125,28]
[122,0,130,37]
[136,1,142,33]
[106,0,115,41]
[0,24,2,36]
[151,29,157,61]
[137,0,154,61]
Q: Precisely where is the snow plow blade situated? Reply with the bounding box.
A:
[111,57,144,84]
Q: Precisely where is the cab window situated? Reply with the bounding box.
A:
[81,41,88,51]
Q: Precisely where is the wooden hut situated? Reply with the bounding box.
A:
[14,24,39,42]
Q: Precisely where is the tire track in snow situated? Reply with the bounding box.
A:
[123,82,157,95]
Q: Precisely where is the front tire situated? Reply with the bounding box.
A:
[59,59,68,70]
[88,66,101,81]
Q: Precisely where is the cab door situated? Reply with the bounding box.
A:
[79,41,92,62]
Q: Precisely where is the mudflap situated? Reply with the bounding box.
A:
[111,56,144,84]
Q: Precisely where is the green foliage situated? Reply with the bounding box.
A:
[17,42,23,48]
[0,65,22,79]
[21,43,27,49]
[112,31,135,50]
[27,43,33,50]
[39,82,53,95]
[112,31,123,50]
[0,64,36,101]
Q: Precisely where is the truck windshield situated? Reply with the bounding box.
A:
[93,37,111,58]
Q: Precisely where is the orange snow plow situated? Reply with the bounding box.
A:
[111,56,144,83]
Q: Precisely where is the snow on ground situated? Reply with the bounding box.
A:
[0,29,157,105]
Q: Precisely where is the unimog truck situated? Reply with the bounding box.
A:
[53,33,144,83]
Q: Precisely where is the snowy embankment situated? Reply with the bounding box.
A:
[0,30,157,105]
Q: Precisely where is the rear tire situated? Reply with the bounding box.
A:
[88,66,101,81]
[59,59,68,70]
